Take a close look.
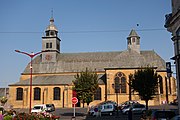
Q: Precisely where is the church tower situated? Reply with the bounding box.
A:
[127,29,140,53]
[42,17,61,62]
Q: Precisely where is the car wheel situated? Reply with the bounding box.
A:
[142,110,146,114]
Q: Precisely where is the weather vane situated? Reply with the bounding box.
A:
[51,8,54,18]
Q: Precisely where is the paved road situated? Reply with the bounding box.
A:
[54,104,178,120]
[55,107,142,120]
[14,104,178,120]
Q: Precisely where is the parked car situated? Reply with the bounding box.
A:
[170,99,178,105]
[88,105,95,116]
[31,104,47,113]
[171,115,180,120]
[46,104,55,112]
[122,103,146,115]
[88,101,117,116]
[150,110,176,120]
[99,103,116,116]
[119,100,139,110]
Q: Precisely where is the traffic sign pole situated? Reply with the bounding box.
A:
[73,104,75,117]
[72,97,78,119]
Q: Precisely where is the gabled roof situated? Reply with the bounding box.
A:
[22,49,165,74]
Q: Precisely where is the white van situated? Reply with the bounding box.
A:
[99,103,116,116]
[31,104,47,113]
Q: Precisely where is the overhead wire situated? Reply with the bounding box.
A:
[0,28,166,34]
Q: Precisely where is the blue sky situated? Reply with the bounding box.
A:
[0,0,173,87]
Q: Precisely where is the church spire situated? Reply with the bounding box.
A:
[42,16,61,63]
[127,29,140,53]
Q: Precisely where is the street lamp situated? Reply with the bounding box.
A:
[15,50,45,113]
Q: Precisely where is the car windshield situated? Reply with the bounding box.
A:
[46,104,51,107]
[33,106,42,109]
[123,105,130,109]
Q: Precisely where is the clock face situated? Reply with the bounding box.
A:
[45,54,52,61]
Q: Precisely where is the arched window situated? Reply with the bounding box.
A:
[34,87,41,100]
[159,76,163,94]
[94,87,101,100]
[114,72,127,93]
[121,76,126,93]
[54,87,60,100]
[16,88,23,100]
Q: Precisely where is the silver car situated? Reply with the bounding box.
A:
[122,103,146,115]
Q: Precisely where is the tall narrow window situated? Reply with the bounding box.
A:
[46,43,49,48]
[57,44,59,50]
[128,39,131,45]
[114,72,127,93]
[121,77,126,93]
[159,76,163,94]
[132,37,136,43]
[16,88,23,100]
[54,87,60,100]
[34,87,41,100]
[50,42,52,48]
[94,87,101,100]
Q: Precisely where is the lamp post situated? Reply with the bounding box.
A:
[112,83,121,116]
[15,50,44,113]
[63,85,68,108]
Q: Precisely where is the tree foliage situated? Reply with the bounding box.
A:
[0,96,8,106]
[73,68,99,107]
[130,67,159,110]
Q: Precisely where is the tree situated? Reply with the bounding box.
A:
[128,74,133,101]
[73,68,99,107]
[0,96,8,106]
[130,67,158,110]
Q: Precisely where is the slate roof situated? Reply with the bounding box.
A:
[128,29,140,38]
[10,74,105,86]
[10,48,166,86]
[22,49,165,74]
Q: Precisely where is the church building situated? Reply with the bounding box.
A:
[9,17,177,108]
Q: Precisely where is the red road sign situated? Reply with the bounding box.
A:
[72,97,78,104]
